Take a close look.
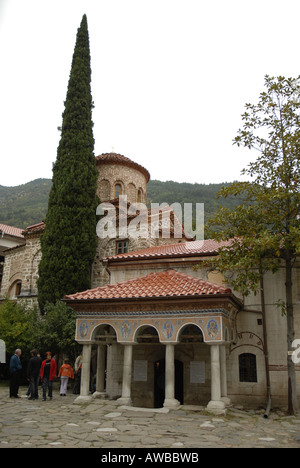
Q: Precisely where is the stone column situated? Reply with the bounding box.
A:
[207,344,226,414]
[220,345,231,406]
[117,344,133,406]
[163,343,180,409]
[93,344,107,399]
[75,343,92,403]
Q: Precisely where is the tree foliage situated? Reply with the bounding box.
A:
[204,75,300,414]
[35,301,80,362]
[0,300,38,356]
[37,15,98,310]
[0,300,80,374]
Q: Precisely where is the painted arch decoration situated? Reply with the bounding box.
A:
[76,312,234,344]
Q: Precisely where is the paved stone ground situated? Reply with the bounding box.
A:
[1,385,300,448]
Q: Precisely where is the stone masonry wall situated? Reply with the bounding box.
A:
[97,163,147,205]
[0,236,41,300]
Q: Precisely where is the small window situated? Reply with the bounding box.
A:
[137,189,143,203]
[116,240,128,255]
[239,353,257,383]
[115,183,122,198]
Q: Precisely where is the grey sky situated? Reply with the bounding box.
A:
[0,0,299,187]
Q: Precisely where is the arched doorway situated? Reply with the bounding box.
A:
[154,359,184,408]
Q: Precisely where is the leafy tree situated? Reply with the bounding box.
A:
[204,75,300,414]
[34,301,80,363]
[0,300,79,373]
[38,15,98,310]
[0,300,39,356]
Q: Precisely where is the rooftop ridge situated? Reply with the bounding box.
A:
[65,269,232,301]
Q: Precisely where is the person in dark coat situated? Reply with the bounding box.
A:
[27,349,42,400]
[9,349,22,398]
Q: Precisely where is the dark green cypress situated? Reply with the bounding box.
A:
[38,15,98,311]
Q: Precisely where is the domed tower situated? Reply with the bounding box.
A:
[96,153,150,205]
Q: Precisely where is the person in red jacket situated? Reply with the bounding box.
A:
[40,352,57,401]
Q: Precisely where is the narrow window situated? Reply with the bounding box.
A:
[116,240,128,255]
[239,353,257,383]
[115,183,122,198]
[137,189,143,203]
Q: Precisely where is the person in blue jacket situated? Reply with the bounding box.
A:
[9,349,22,398]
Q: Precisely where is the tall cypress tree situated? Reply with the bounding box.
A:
[38,15,98,311]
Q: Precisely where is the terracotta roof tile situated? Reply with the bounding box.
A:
[0,223,24,239]
[22,222,45,235]
[106,239,233,262]
[65,269,232,301]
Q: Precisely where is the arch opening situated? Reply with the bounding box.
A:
[178,324,204,343]
[135,325,160,344]
[91,324,117,344]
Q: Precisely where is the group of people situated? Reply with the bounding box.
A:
[9,348,81,401]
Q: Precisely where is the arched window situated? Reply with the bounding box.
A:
[239,353,257,383]
[137,189,143,203]
[114,183,122,198]
[8,280,22,299]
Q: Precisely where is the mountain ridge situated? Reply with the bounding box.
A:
[0,178,238,229]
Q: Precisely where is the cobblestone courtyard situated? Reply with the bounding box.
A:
[1,385,300,448]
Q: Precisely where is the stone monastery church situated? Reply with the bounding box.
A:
[1,152,300,412]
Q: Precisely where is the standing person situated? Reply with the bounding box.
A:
[58,359,74,396]
[27,349,42,400]
[9,349,22,398]
[40,352,57,401]
[73,354,82,395]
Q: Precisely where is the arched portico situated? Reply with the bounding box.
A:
[74,312,235,411]
[67,269,241,411]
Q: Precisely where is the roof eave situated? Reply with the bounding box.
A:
[64,292,242,309]
[105,251,220,264]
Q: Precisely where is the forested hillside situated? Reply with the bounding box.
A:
[0,178,239,229]
[0,179,52,228]
[147,180,239,223]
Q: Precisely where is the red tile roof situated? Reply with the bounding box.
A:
[96,153,150,182]
[0,223,24,239]
[106,239,233,262]
[65,269,232,301]
[22,222,45,236]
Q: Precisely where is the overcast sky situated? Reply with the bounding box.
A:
[0,0,299,187]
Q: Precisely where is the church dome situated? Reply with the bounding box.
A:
[96,153,150,183]
[95,153,149,204]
